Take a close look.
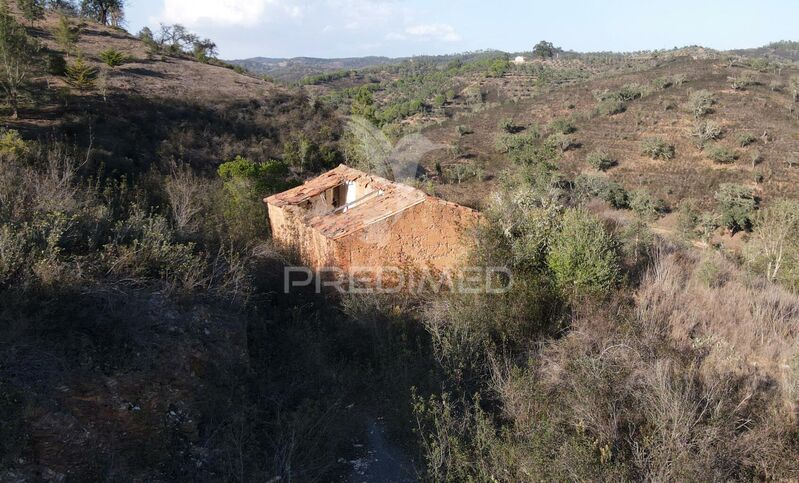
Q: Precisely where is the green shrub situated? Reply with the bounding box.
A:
[743,199,799,286]
[596,83,646,102]
[595,99,625,116]
[687,89,715,118]
[99,48,127,67]
[544,132,576,152]
[706,144,737,164]
[549,117,576,134]
[586,150,615,171]
[750,149,763,167]
[676,198,701,237]
[547,208,621,297]
[691,120,723,147]
[629,189,666,220]
[696,256,724,288]
[53,15,79,53]
[498,118,517,133]
[574,174,629,209]
[640,137,675,160]
[0,129,29,160]
[217,156,294,243]
[652,77,672,90]
[217,156,292,195]
[456,125,472,136]
[105,209,207,293]
[0,224,28,287]
[730,71,757,90]
[46,51,67,76]
[715,183,757,232]
[65,57,98,90]
[736,133,757,147]
[790,76,799,101]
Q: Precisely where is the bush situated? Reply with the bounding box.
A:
[494,129,539,154]
[574,174,629,208]
[0,129,29,160]
[105,209,208,294]
[586,150,615,171]
[595,98,626,116]
[598,83,647,102]
[498,118,517,133]
[640,137,675,160]
[629,189,666,221]
[217,156,294,243]
[687,89,715,118]
[46,51,67,76]
[730,71,757,90]
[53,15,79,53]
[547,208,621,297]
[706,144,737,164]
[217,156,292,196]
[791,76,799,101]
[691,120,723,147]
[743,199,799,287]
[548,117,576,134]
[672,73,688,87]
[99,48,127,67]
[65,57,98,90]
[544,132,576,152]
[676,198,701,237]
[652,77,672,90]
[736,132,757,147]
[715,183,757,232]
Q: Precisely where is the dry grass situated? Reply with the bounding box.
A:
[30,12,280,103]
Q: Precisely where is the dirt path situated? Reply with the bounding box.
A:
[348,418,417,483]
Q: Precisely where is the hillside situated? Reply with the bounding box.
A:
[3,4,799,481]
[419,56,799,213]
[228,55,399,82]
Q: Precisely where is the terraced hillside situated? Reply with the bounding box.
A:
[417,56,799,214]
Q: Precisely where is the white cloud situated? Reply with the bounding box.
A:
[154,0,303,28]
[389,23,461,43]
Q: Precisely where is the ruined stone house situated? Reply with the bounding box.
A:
[265,165,480,273]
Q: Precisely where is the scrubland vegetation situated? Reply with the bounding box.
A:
[2,1,799,480]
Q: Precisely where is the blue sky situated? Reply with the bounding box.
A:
[126,0,799,60]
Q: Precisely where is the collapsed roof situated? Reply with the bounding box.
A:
[265,165,429,240]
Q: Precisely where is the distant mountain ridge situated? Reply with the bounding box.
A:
[227,56,402,81]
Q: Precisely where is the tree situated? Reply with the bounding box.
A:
[64,56,97,89]
[192,38,217,63]
[533,40,556,59]
[744,200,799,286]
[54,15,80,55]
[350,85,376,120]
[0,5,40,118]
[156,23,197,55]
[80,0,123,26]
[16,0,44,24]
